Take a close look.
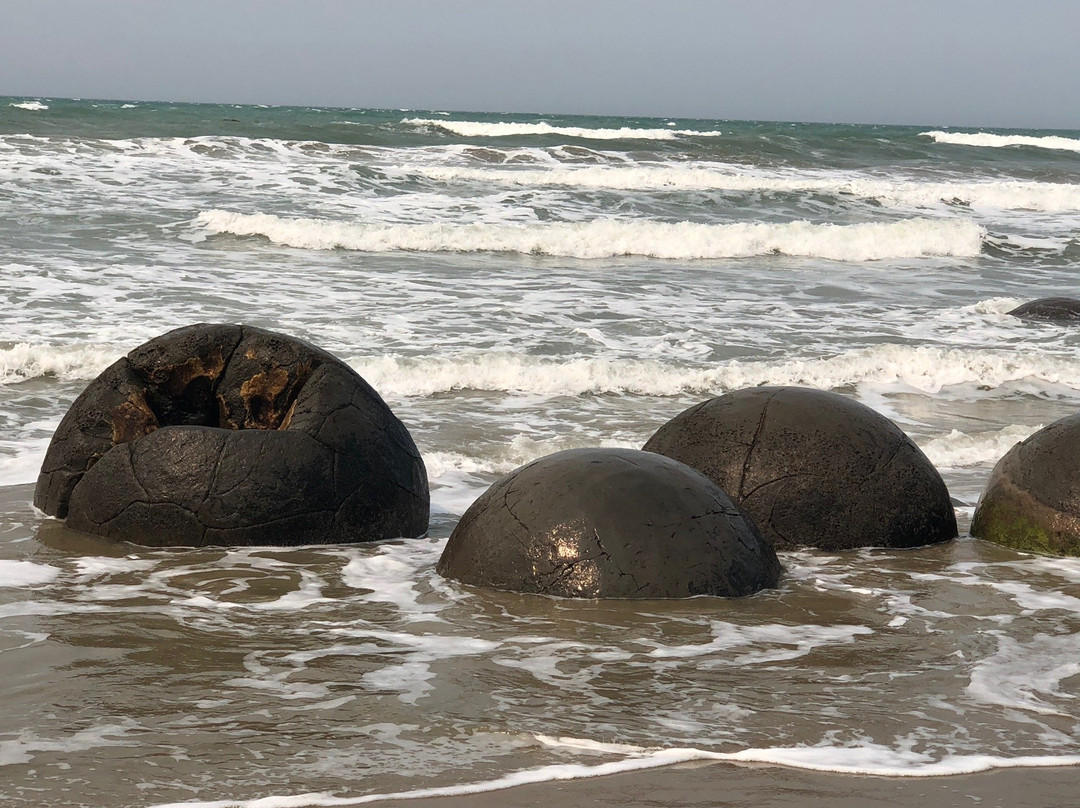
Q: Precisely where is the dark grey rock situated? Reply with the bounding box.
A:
[36,324,429,547]
[1007,297,1080,323]
[436,448,780,599]
[971,415,1080,556]
[643,387,957,552]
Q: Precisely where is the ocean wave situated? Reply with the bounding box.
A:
[196,210,985,261]
[348,346,1080,398]
[409,164,1080,212]
[920,130,1080,153]
[8,101,48,111]
[6,342,1078,398]
[919,424,1040,468]
[402,118,723,141]
[425,435,637,480]
[0,342,119,386]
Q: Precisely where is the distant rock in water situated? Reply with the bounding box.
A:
[971,415,1080,556]
[436,448,780,599]
[1007,297,1080,322]
[643,387,958,552]
[35,324,429,547]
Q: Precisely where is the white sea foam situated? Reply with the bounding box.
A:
[959,296,1027,316]
[918,424,1040,468]
[0,436,52,486]
[348,345,1080,398]
[921,130,1080,153]
[196,210,985,261]
[409,164,1080,212]
[8,101,48,111]
[402,118,723,141]
[0,560,61,588]
[967,633,1080,716]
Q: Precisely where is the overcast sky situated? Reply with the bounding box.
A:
[3,0,1079,129]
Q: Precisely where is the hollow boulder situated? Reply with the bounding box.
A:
[643,387,957,551]
[1007,297,1080,323]
[971,415,1080,556]
[35,323,429,546]
[436,447,780,599]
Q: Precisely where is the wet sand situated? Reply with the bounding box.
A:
[372,762,1080,808]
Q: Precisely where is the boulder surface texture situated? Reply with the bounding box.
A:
[35,323,429,546]
[1007,297,1080,322]
[971,415,1080,555]
[643,386,957,551]
[436,447,781,599]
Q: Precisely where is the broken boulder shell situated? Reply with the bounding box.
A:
[436,447,781,599]
[643,386,957,552]
[35,323,429,546]
[971,415,1080,556]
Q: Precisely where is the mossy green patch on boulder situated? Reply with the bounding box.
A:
[971,415,1080,557]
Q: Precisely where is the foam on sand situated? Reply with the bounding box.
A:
[146,734,1080,808]
[196,210,985,262]
[401,118,723,140]
[0,560,62,588]
[920,130,1080,153]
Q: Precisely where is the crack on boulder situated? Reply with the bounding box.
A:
[738,390,777,500]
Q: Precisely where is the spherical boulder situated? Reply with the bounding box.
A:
[1007,297,1080,323]
[35,324,429,547]
[643,387,957,552]
[971,415,1080,555]
[436,448,780,599]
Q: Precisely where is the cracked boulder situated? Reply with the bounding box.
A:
[436,448,780,598]
[971,415,1080,556]
[1007,297,1080,323]
[643,387,957,552]
[35,323,429,547]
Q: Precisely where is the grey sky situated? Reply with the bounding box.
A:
[3,0,1079,129]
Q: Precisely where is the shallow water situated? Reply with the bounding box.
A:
[2,98,1080,806]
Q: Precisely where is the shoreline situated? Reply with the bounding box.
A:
[366,760,1080,808]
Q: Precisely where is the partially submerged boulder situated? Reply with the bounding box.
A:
[971,415,1080,556]
[436,447,780,599]
[1007,297,1080,323]
[643,387,957,551]
[35,324,429,546]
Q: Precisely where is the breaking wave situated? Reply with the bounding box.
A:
[919,424,1040,468]
[920,130,1080,153]
[8,101,48,111]
[410,164,1080,212]
[196,210,985,261]
[402,118,723,140]
[7,342,1079,399]
[348,345,1080,398]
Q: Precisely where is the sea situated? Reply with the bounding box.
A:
[2,97,1080,808]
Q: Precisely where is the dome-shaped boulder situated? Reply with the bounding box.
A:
[971,415,1080,555]
[436,448,780,598]
[643,387,957,551]
[35,324,429,546]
